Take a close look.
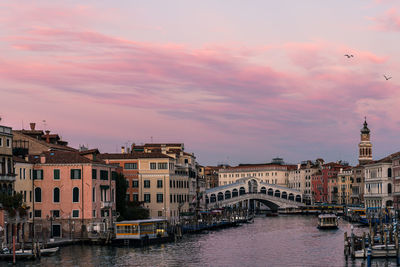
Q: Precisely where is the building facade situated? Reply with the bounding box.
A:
[364,157,393,209]
[219,159,295,187]
[29,151,117,240]
[0,125,15,195]
[392,154,400,210]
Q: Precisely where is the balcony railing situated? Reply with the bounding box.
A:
[0,173,16,182]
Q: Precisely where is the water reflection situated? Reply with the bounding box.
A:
[8,216,400,266]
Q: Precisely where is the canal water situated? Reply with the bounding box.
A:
[9,216,398,266]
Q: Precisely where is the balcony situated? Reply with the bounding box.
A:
[101,201,113,209]
[0,173,16,182]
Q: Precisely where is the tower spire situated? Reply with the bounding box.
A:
[358,118,372,165]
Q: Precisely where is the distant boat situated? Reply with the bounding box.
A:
[317,214,338,229]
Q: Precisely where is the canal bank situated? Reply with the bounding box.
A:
[6,216,399,267]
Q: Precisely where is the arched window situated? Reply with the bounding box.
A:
[53,187,60,203]
[73,187,79,203]
[35,187,42,202]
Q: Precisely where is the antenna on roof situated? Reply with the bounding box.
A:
[151,136,153,143]
[42,120,47,130]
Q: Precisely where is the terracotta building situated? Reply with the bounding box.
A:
[29,150,117,240]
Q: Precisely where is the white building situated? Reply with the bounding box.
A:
[364,156,393,209]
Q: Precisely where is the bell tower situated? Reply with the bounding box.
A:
[358,117,372,165]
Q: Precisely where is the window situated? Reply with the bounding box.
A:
[33,170,44,180]
[133,193,139,202]
[34,187,42,202]
[53,187,60,203]
[93,210,96,218]
[52,210,60,218]
[54,169,60,180]
[70,169,81,179]
[0,138,2,146]
[158,163,168,169]
[132,180,139,188]
[144,180,150,188]
[92,169,97,179]
[124,163,137,169]
[92,187,95,202]
[157,193,163,203]
[144,193,151,203]
[158,211,163,217]
[100,170,108,180]
[157,180,163,188]
[6,138,10,147]
[150,163,157,169]
[34,210,41,218]
[72,210,79,218]
[73,187,79,203]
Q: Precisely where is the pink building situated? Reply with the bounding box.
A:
[29,150,117,240]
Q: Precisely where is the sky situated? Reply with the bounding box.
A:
[1,0,400,166]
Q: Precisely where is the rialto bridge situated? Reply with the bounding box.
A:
[204,177,304,211]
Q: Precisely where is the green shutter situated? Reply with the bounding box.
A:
[78,169,81,179]
[33,170,37,180]
[70,169,74,179]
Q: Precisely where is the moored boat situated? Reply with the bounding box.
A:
[317,214,338,229]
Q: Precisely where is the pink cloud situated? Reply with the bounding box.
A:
[369,8,400,31]
[1,4,399,165]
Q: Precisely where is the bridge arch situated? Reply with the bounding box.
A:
[210,194,216,203]
[295,195,302,202]
[248,179,258,193]
[217,192,224,201]
[239,187,246,196]
[225,190,231,199]
[282,191,287,199]
[268,188,273,196]
[232,189,238,197]
[288,193,294,201]
[260,187,266,194]
[274,190,280,198]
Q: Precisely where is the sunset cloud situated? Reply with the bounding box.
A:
[1,0,400,165]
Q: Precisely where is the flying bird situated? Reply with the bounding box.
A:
[384,75,392,81]
[344,54,354,58]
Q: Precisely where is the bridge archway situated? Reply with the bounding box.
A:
[225,190,231,199]
[268,188,273,196]
[282,192,287,199]
[217,192,224,201]
[239,187,246,196]
[248,179,258,193]
[274,190,280,198]
[260,187,266,194]
[232,189,238,197]
[289,193,294,201]
[210,194,216,203]
[295,195,302,202]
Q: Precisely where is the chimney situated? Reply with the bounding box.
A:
[126,147,130,154]
[121,146,125,154]
[40,154,46,164]
[45,130,50,143]
[30,122,36,131]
